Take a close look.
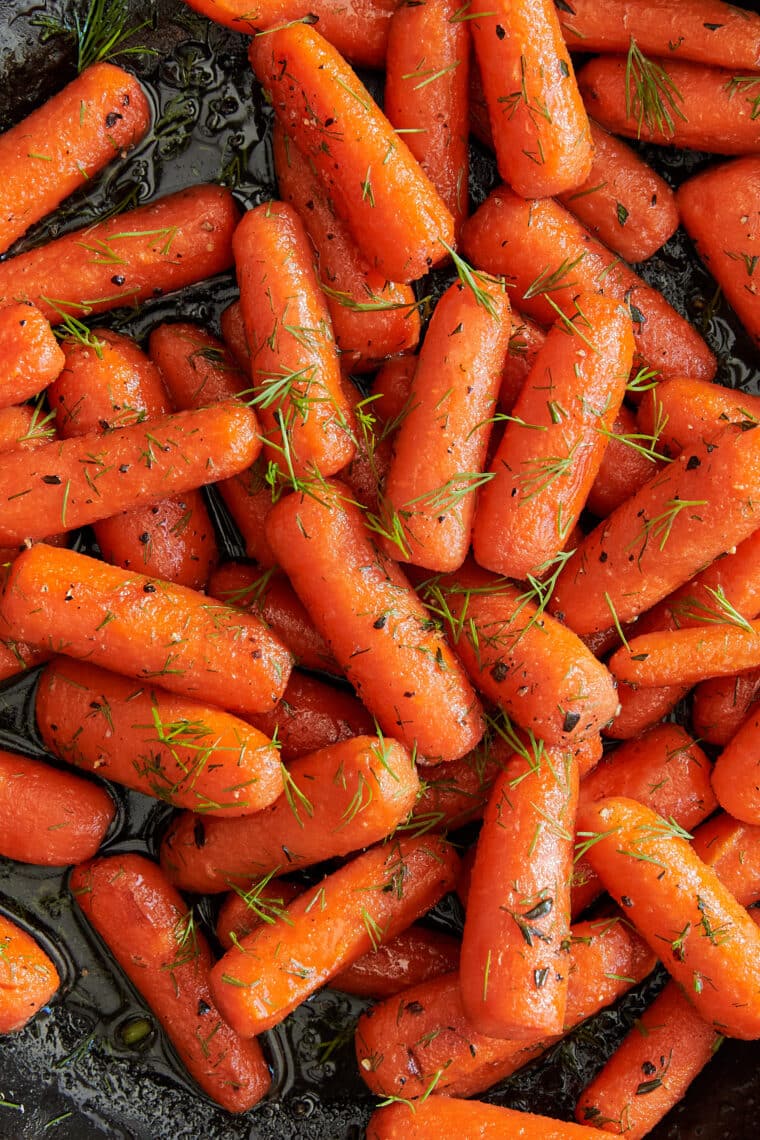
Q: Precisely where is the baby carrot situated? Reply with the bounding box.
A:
[384,0,470,233]
[470,0,593,198]
[333,925,461,1000]
[0,62,150,255]
[0,185,239,321]
[473,293,634,580]
[576,796,760,1038]
[216,878,303,949]
[339,375,395,514]
[0,544,292,715]
[370,355,417,425]
[407,732,513,834]
[498,312,546,412]
[369,1097,609,1139]
[712,708,760,825]
[610,618,760,688]
[70,853,271,1111]
[220,301,250,370]
[0,746,114,866]
[160,734,419,893]
[0,302,64,409]
[0,637,48,683]
[692,812,760,907]
[273,123,421,372]
[0,913,60,1034]
[250,24,455,283]
[0,400,259,548]
[209,835,459,1036]
[265,480,484,762]
[461,185,716,383]
[578,57,760,155]
[247,669,373,762]
[692,668,760,746]
[678,156,760,347]
[586,406,661,519]
[380,275,511,572]
[637,376,760,457]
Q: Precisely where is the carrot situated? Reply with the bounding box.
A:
[575,981,720,1139]
[576,796,760,1038]
[233,200,356,480]
[0,62,150,255]
[333,925,461,1000]
[370,355,417,425]
[711,707,760,825]
[181,0,397,69]
[0,544,293,715]
[369,1097,610,1139]
[70,853,271,1111]
[578,57,760,155]
[0,403,55,453]
[209,835,459,1036]
[36,657,283,817]
[273,123,422,372]
[339,374,395,513]
[460,744,579,1039]
[677,156,760,347]
[692,812,760,907]
[0,745,114,866]
[0,185,239,322]
[0,637,48,683]
[0,399,258,547]
[419,560,619,747]
[250,24,455,283]
[692,667,760,746]
[407,732,513,834]
[473,293,634,580]
[216,877,302,948]
[610,617,760,688]
[265,480,484,762]
[384,0,470,233]
[556,0,760,71]
[470,0,592,198]
[380,275,511,572]
[220,300,250,370]
[0,302,64,409]
[246,669,374,762]
[0,913,60,1034]
[461,185,716,382]
[160,734,419,893]
[586,406,662,520]
[355,917,656,1099]
[637,376,760,457]
[549,426,760,636]
[498,312,546,412]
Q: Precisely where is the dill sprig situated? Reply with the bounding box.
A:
[32,0,155,74]
[672,585,755,635]
[439,241,504,317]
[41,295,106,358]
[725,75,760,121]
[625,37,687,138]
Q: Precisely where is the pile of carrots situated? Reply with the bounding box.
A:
[1,0,759,1134]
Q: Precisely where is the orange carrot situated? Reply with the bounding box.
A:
[692,667,760,746]
[0,62,150,255]
[209,835,459,1036]
[70,853,271,1111]
[0,745,114,866]
[246,669,373,762]
[0,913,60,1034]
[369,1097,610,1139]
[678,156,760,347]
[692,812,760,907]
[0,636,48,683]
[220,300,250,370]
[265,480,484,762]
[216,877,302,948]
[160,734,419,893]
[470,0,592,198]
[638,376,760,457]
[0,544,292,716]
[333,925,461,999]
[610,617,760,688]
[0,302,64,409]
[0,185,239,321]
[406,732,513,833]
[370,355,417,425]
[586,405,661,519]
[498,312,546,412]
[711,707,760,825]
[461,185,716,382]
[250,24,455,283]
[339,374,395,513]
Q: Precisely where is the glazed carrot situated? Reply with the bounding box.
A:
[578,57,760,155]
[498,312,546,412]
[420,561,619,747]
[0,302,64,409]
[586,405,661,519]
[70,854,271,1111]
[0,637,48,683]
[460,745,579,1039]
[575,981,720,1139]
[0,545,292,715]
[0,746,113,866]
[209,835,459,1036]
[473,293,634,580]
[220,300,250,370]
[0,400,259,547]
[182,0,397,69]
[638,376,760,457]
[250,24,455,283]
[234,201,355,480]
[678,156,760,347]
[692,668,760,746]
[0,185,239,322]
[0,913,60,1034]
[610,619,760,688]
[333,925,461,999]
[0,62,150,255]
[0,403,54,453]
[369,1097,609,1139]
[712,708,760,825]
[339,375,395,513]
[36,657,283,817]
[273,124,421,372]
[265,480,484,762]
[461,186,716,382]
[692,812,760,906]
[470,0,592,198]
[216,877,302,948]
[355,917,655,1099]
[557,0,760,71]
[370,355,416,425]
[407,732,512,833]
[380,276,511,571]
[160,734,419,893]
[247,670,374,762]
[384,0,470,232]
[549,426,760,636]
[576,796,760,1038]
